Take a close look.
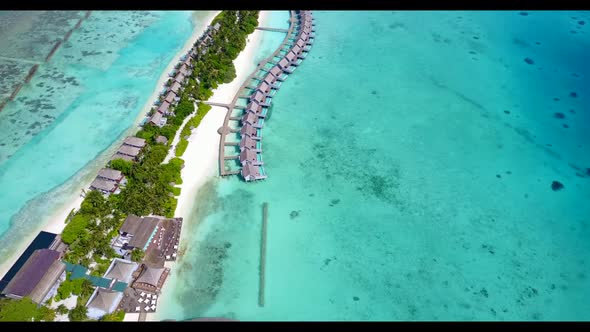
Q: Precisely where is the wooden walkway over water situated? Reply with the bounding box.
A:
[256,27,289,33]
[217,11,298,177]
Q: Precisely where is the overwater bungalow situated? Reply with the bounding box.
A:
[242,111,259,127]
[239,149,262,166]
[97,168,126,185]
[241,163,266,182]
[149,111,167,128]
[262,73,279,88]
[292,45,306,59]
[90,178,120,196]
[278,58,293,73]
[269,66,285,81]
[123,137,146,149]
[250,91,269,107]
[239,136,260,152]
[246,102,265,118]
[0,249,66,305]
[170,82,182,94]
[256,81,272,95]
[240,124,260,140]
[285,51,299,65]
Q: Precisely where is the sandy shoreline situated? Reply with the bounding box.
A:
[149,11,272,322]
[0,11,219,280]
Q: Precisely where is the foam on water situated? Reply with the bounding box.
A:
[158,11,590,321]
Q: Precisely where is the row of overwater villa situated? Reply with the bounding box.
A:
[219,10,315,182]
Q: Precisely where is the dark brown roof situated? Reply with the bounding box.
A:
[120,215,142,235]
[156,135,168,144]
[111,153,135,162]
[127,217,161,249]
[158,101,171,114]
[90,178,117,192]
[251,91,266,103]
[117,145,141,157]
[241,163,261,179]
[97,168,123,182]
[247,102,261,114]
[150,111,164,126]
[174,72,185,84]
[2,249,61,299]
[164,92,175,104]
[29,260,66,304]
[239,136,257,150]
[239,149,257,163]
[171,82,182,94]
[270,66,283,78]
[123,137,146,148]
[240,124,257,137]
[135,266,166,287]
[242,112,258,125]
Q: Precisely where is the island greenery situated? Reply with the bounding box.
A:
[6,10,260,322]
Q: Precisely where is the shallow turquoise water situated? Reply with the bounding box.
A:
[159,11,590,321]
[0,11,205,263]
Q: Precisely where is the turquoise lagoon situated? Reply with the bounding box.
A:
[0,11,211,265]
[158,11,590,321]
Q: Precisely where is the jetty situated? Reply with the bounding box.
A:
[218,10,315,181]
[259,202,269,307]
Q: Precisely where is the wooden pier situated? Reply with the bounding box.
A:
[259,202,269,307]
[256,27,289,33]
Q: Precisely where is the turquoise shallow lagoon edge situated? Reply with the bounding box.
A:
[158,11,590,321]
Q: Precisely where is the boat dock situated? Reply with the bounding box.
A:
[218,10,315,181]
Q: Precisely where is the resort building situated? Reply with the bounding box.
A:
[263,73,278,87]
[240,124,260,140]
[123,137,146,149]
[250,91,269,107]
[158,101,171,115]
[155,136,168,145]
[149,111,167,128]
[269,66,284,81]
[104,259,137,285]
[96,168,126,185]
[239,149,262,166]
[178,64,190,77]
[1,249,66,304]
[277,58,293,73]
[241,111,259,127]
[174,72,186,85]
[246,102,265,118]
[241,163,266,182]
[89,178,121,196]
[86,288,123,319]
[285,51,299,65]
[256,82,272,95]
[115,215,161,253]
[164,92,176,107]
[239,136,260,152]
[131,264,170,295]
[117,145,142,159]
[170,82,182,95]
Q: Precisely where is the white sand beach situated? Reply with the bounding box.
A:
[0,12,219,280]
[146,10,272,322]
